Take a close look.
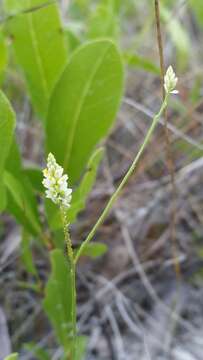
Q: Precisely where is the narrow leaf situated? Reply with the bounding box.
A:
[4,171,41,235]
[75,242,108,259]
[43,249,73,351]
[0,91,16,212]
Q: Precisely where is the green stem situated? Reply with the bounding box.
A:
[60,207,77,359]
[74,94,169,264]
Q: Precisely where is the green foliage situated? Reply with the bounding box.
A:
[0,29,7,82]
[43,249,73,353]
[0,91,16,212]
[21,229,37,276]
[87,4,119,40]
[0,91,15,178]
[124,52,160,74]
[24,343,50,360]
[67,147,104,223]
[4,0,67,119]
[4,171,41,235]
[4,354,19,360]
[46,39,124,184]
[23,167,44,193]
[0,181,6,212]
[189,0,203,28]
[76,241,108,258]
[161,6,190,70]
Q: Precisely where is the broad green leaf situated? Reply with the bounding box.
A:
[21,229,37,275]
[0,91,15,212]
[124,52,160,74]
[75,242,108,259]
[4,354,18,360]
[43,249,73,351]
[4,0,67,118]
[0,29,7,82]
[46,39,124,184]
[4,171,41,235]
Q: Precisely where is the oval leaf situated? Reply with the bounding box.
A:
[46,39,124,184]
[4,0,67,118]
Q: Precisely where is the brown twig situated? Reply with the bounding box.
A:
[154,0,181,279]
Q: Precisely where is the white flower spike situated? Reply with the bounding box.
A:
[42,153,72,208]
[164,66,178,95]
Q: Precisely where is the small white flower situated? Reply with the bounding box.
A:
[42,153,72,208]
[164,66,178,95]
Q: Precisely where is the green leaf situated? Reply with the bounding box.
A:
[0,181,7,212]
[75,242,108,259]
[46,39,124,184]
[0,29,7,82]
[23,167,43,193]
[0,91,16,212]
[124,52,160,74]
[4,354,19,360]
[43,249,73,351]
[189,0,203,28]
[64,25,81,54]
[24,343,50,360]
[4,171,41,235]
[6,139,22,178]
[75,336,87,360]
[0,90,16,175]
[67,147,104,223]
[87,4,119,40]
[21,229,37,275]
[4,0,67,118]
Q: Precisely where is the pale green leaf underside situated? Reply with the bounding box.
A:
[46,39,124,184]
[4,0,67,118]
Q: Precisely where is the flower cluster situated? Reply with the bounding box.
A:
[164,66,178,95]
[42,153,72,208]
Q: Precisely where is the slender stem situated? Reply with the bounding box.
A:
[154,0,180,278]
[60,207,77,359]
[75,95,169,264]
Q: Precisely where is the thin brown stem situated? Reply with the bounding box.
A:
[154,0,181,279]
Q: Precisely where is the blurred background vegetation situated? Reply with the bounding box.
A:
[0,0,203,359]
